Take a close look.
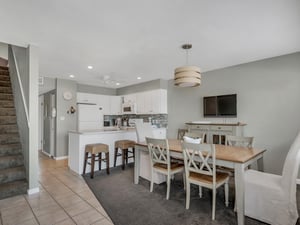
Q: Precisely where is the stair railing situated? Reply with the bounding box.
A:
[8,45,30,127]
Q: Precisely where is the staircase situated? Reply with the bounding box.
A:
[0,65,27,199]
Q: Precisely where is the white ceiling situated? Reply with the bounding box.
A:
[0,0,299,88]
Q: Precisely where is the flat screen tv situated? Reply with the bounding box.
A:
[203,94,237,117]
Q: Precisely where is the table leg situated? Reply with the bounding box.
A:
[257,156,264,172]
[134,145,141,184]
[235,163,245,225]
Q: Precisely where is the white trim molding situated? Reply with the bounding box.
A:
[27,187,40,195]
[54,156,68,160]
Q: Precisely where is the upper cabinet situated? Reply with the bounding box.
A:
[110,96,122,115]
[78,89,167,116]
[77,92,98,104]
[123,94,136,103]
[77,93,110,115]
[136,89,167,114]
[97,95,110,115]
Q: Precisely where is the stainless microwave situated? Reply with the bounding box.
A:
[122,102,137,114]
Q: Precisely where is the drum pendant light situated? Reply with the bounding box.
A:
[174,44,201,87]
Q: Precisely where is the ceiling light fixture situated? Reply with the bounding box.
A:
[87,65,93,69]
[174,44,201,87]
[137,77,141,80]
[116,82,120,86]
[69,74,75,78]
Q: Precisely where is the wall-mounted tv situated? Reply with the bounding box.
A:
[203,94,237,117]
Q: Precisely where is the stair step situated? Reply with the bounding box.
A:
[0,70,9,76]
[0,74,10,81]
[0,93,13,101]
[0,179,27,200]
[0,166,26,184]
[0,100,14,108]
[0,124,18,134]
[0,108,16,116]
[0,86,12,94]
[0,66,8,70]
[0,154,24,170]
[0,143,22,156]
[0,133,20,144]
[0,80,11,87]
[0,116,17,125]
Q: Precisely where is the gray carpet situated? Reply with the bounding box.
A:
[83,164,300,225]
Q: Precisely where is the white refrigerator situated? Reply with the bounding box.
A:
[77,103,103,130]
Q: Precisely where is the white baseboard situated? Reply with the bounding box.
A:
[54,156,68,160]
[41,150,51,158]
[27,187,40,195]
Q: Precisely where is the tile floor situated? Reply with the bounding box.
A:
[0,153,114,225]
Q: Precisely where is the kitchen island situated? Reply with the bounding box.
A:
[68,128,137,175]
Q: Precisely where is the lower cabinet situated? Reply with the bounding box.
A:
[186,123,246,144]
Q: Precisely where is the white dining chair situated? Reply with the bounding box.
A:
[146,137,185,200]
[225,135,254,148]
[244,131,300,225]
[183,132,206,144]
[182,142,229,220]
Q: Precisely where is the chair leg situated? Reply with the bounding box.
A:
[106,152,110,175]
[199,186,202,198]
[183,172,186,190]
[91,154,95,179]
[212,188,216,220]
[186,182,190,209]
[114,148,118,167]
[150,168,154,193]
[98,152,102,171]
[132,148,135,162]
[83,152,88,175]
[125,149,128,164]
[166,173,171,200]
[121,149,126,170]
[225,182,229,207]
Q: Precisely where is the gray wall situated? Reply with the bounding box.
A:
[77,83,116,95]
[39,77,56,95]
[168,52,300,175]
[117,79,167,95]
[0,42,8,59]
[55,79,77,157]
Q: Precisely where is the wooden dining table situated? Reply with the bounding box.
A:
[134,139,267,225]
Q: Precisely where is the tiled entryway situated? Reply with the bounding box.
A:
[0,153,113,225]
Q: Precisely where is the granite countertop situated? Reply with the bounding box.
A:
[69,126,136,135]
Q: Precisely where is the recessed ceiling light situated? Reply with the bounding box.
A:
[137,77,142,80]
[69,74,75,78]
[116,82,120,86]
[87,65,93,69]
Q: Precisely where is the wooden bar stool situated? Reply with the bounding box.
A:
[114,140,136,170]
[83,143,110,178]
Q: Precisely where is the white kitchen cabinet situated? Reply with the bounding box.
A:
[96,95,110,115]
[69,130,137,174]
[77,92,98,104]
[136,89,168,114]
[123,94,136,103]
[110,96,122,115]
